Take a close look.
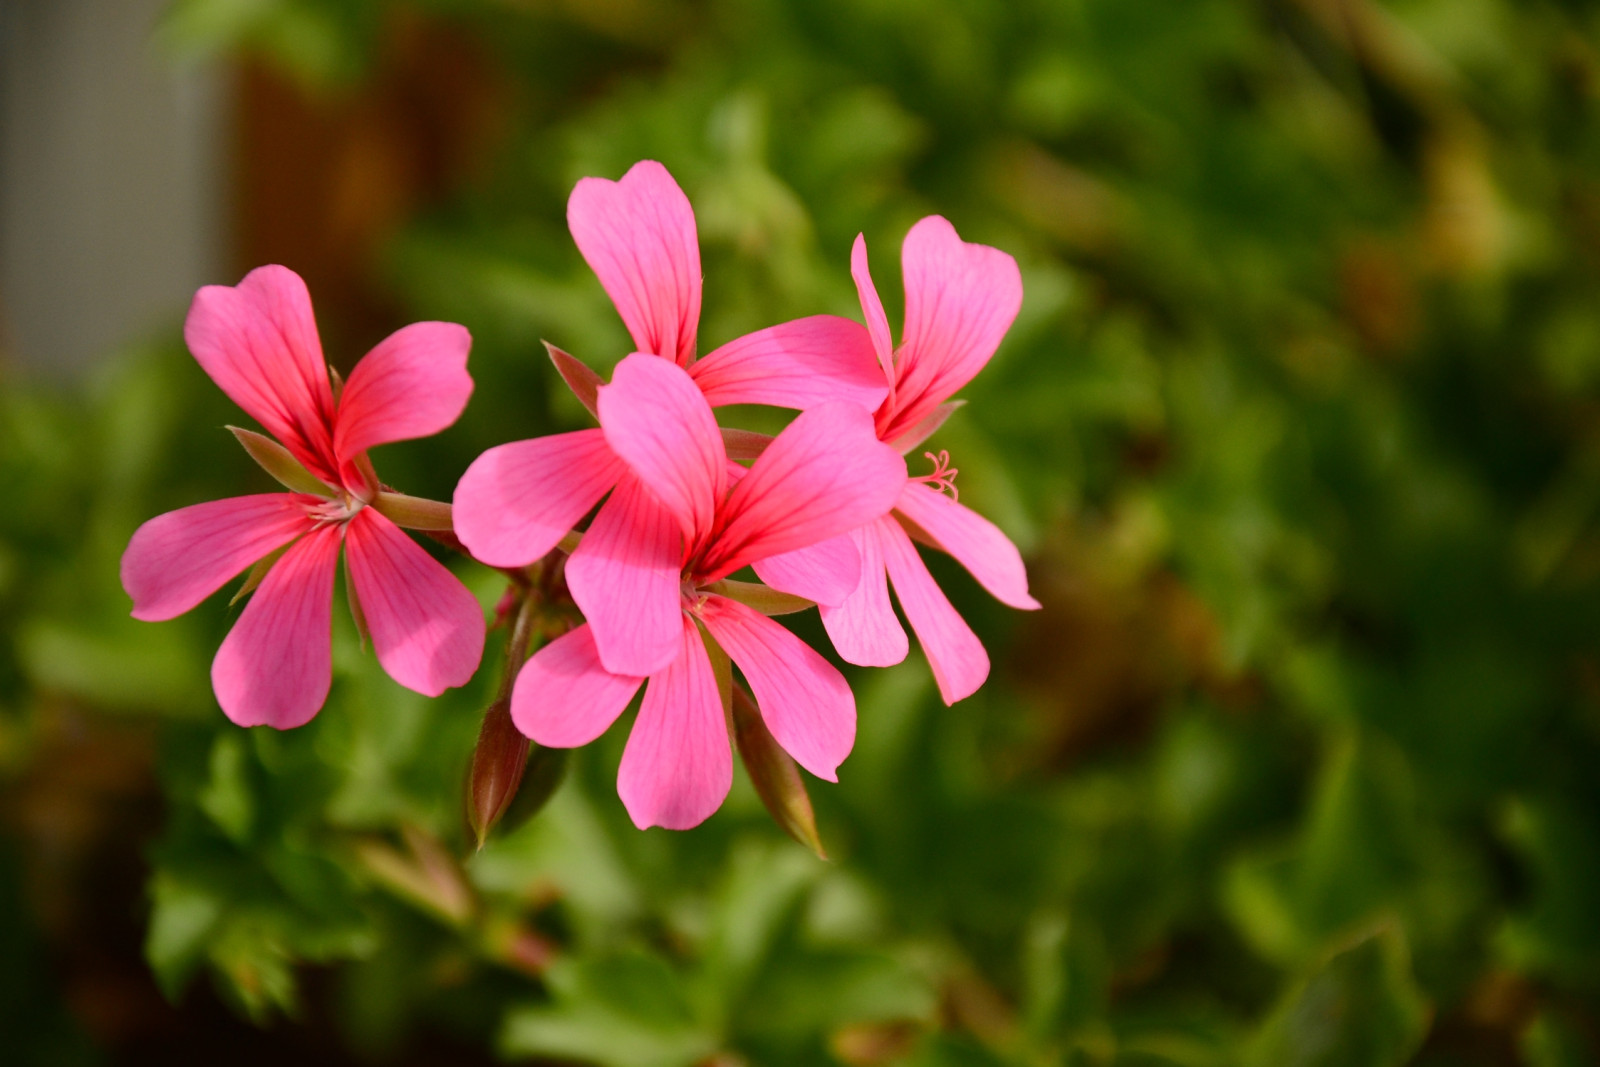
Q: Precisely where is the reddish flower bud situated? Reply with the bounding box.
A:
[732,683,827,859]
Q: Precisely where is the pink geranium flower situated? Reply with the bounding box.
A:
[120,266,486,728]
[509,354,906,830]
[819,217,1041,704]
[455,160,891,676]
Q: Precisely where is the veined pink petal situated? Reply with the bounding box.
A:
[211,522,341,729]
[699,595,855,782]
[344,509,485,696]
[895,482,1039,610]
[511,624,644,746]
[617,614,731,830]
[568,160,701,367]
[850,234,895,384]
[334,321,473,464]
[597,354,725,546]
[879,519,988,704]
[184,265,337,481]
[453,430,624,567]
[699,402,906,583]
[689,315,889,412]
[885,217,1022,438]
[122,494,316,621]
[751,533,861,608]
[566,474,684,677]
[820,519,909,667]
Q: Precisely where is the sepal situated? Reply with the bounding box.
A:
[373,491,454,531]
[703,579,814,616]
[546,341,602,419]
[228,425,334,496]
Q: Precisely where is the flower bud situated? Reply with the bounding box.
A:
[732,684,827,859]
[467,697,530,850]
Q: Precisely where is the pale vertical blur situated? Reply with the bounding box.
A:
[0,0,225,379]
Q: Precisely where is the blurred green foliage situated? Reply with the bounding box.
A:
[5,0,1600,1062]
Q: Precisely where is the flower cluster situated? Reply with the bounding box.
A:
[122,160,1035,834]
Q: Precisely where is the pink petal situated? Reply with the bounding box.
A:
[751,533,861,607]
[895,482,1039,610]
[597,353,725,546]
[884,217,1022,438]
[689,315,889,412]
[452,430,624,567]
[567,160,701,367]
[698,595,855,782]
[122,494,317,621]
[344,509,485,696]
[511,624,644,746]
[184,265,338,482]
[879,518,989,704]
[211,522,341,729]
[566,473,684,677]
[850,234,896,383]
[334,321,473,465]
[820,519,909,667]
[617,614,730,830]
[699,402,906,582]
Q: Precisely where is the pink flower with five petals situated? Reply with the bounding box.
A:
[818,217,1042,704]
[455,159,890,676]
[120,266,486,728]
[509,354,906,830]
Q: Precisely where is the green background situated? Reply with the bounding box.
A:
[3,0,1599,1063]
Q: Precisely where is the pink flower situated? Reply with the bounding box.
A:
[509,354,906,830]
[120,266,486,728]
[819,216,1041,704]
[456,159,892,674]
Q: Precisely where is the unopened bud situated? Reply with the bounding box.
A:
[732,684,827,859]
[467,697,530,850]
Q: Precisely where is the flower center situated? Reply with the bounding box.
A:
[304,494,365,527]
[914,449,959,501]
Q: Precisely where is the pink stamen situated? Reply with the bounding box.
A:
[916,450,959,501]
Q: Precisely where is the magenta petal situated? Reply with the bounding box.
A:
[211,523,341,729]
[184,265,338,481]
[453,430,624,567]
[344,509,485,696]
[617,615,730,830]
[690,315,889,413]
[122,494,316,621]
[850,235,896,382]
[597,353,725,545]
[751,533,861,608]
[895,483,1039,610]
[700,402,906,582]
[334,321,473,464]
[699,595,855,782]
[568,160,701,367]
[511,624,643,746]
[820,519,909,668]
[887,217,1023,435]
[566,474,684,677]
[879,518,988,704]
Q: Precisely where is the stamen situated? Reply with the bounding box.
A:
[304,495,363,527]
[916,449,959,501]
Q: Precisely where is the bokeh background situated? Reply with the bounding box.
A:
[4,0,1600,1064]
